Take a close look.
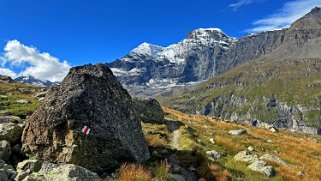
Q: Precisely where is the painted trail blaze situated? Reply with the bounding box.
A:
[82,125,91,135]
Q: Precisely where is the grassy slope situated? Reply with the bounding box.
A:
[139,107,321,181]
[161,58,321,127]
[1,81,320,180]
[0,82,42,118]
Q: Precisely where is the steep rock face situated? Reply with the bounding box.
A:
[21,64,150,173]
[218,7,321,74]
[107,28,237,86]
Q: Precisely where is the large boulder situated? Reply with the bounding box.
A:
[133,97,165,124]
[21,64,150,173]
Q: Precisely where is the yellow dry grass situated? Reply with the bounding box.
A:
[117,163,152,181]
[145,134,167,147]
[163,107,321,181]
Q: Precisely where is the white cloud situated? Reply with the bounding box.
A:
[3,40,71,82]
[229,0,254,11]
[228,0,265,11]
[0,68,17,78]
[246,0,321,33]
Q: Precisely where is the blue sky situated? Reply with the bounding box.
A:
[0,0,320,81]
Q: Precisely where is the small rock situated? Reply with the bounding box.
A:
[34,92,47,98]
[0,160,4,168]
[260,154,288,166]
[307,137,318,143]
[0,116,22,124]
[18,88,33,94]
[209,138,215,144]
[229,129,247,135]
[250,119,260,127]
[16,159,43,173]
[234,151,259,163]
[2,164,13,170]
[12,144,21,153]
[248,160,275,177]
[206,150,222,161]
[171,163,183,173]
[267,139,273,143]
[5,168,17,180]
[168,173,185,181]
[268,126,278,133]
[0,140,11,161]
[23,162,100,181]
[0,123,24,143]
[16,99,31,104]
[298,170,304,177]
[0,169,8,181]
[15,171,29,181]
[0,111,10,116]
[247,146,255,152]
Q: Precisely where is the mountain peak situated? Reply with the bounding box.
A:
[290,7,321,30]
[310,7,321,14]
[188,28,226,39]
[186,28,237,45]
[130,42,164,57]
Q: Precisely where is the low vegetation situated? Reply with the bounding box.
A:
[162,58,321,128]
[117,163,152,181]
[0,82,42,118]
[1,81,320,180]
[162,107,321,181]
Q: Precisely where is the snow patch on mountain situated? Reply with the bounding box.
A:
[111,68,145,76]
[130,42,165,57]
[15,76,60,87]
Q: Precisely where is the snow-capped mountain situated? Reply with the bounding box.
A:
[14,76,60,87]
[107,28,237,87]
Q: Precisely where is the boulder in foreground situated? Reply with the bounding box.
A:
[21,64,150,173]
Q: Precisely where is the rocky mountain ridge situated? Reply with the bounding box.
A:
[107,28,237,88]
[14,76,60,87]
[107,7,321,98]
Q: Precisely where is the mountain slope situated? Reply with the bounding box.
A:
[162,8,321,134]
[163,58,321,134]
[217,7,321,75]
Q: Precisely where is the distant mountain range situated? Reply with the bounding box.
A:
[107,28,237,87]
[14,76,60,87]
[107,7,321,134]
[107,7,321,97]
